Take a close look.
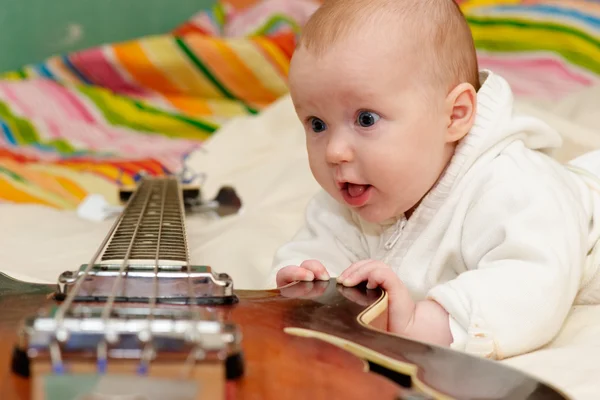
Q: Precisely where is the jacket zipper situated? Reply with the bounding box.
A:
[384,217,407,250]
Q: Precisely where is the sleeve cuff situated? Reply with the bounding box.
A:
[428,283,498,359]
[449,315,468,351]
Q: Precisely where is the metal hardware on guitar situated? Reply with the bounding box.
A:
[119,182,242,218]
[56,265,236,305]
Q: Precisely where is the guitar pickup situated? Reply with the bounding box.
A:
[55,265,237,306]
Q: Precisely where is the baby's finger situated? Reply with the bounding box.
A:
[299,259,330,280]
[364,267,401,292]
[337,259,373,283]
[276,266,315,287]
[339,260,381,287]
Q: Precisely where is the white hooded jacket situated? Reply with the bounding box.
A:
[267,70,600,359]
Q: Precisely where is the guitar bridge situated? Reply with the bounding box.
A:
[56,265,238,305]
[19,306,244,399]
[26,306,242,362]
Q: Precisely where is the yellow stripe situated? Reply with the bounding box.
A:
[64,162,137,185]
[253,37,290,77]
[188,36,277,106]
[0,176,59,208]
[82,86,212,140]
[141,36,223,99]
[28,163,121,205]
[23,65,40,79]
[227,38,289,98]
[1,159,81,205]
[460,0,522,13]
[161,94,214,116]
[1,71,24,80]
[113,40,182,95]
[205,98,252,118]
[470,24,600,59]
[54,176,87,202]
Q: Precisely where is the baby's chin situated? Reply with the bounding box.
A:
[354,206,398,224]
[333,197,398,224]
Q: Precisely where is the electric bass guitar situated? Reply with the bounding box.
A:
[0,176,569,399]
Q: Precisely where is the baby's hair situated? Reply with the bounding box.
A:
[299,0,480,93]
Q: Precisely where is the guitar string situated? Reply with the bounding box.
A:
[99,181,155,329]
[138,178,168,373]
[179,177,205,378]
[149,179,167,327]
[53,186,141,326]
[52,180,150,370]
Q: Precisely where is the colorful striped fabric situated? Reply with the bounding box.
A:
[460,0,600,98]
[1,0,599,208]
[0,0,299,208]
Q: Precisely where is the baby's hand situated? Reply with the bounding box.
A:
[337,260,416,334]
[275,260,330,287]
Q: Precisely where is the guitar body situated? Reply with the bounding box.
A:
[0,273,567,399]
[0,177,571,399]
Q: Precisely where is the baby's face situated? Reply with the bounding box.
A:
[289,36,457,223]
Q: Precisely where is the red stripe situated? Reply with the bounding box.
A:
[70,48,148,96]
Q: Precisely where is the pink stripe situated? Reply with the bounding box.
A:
[0,83,34,117]
[38,80,97,123]
[70,48,147,96]
[477,55,593,86]
[45,119,63,140]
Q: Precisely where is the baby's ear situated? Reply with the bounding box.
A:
[444,82,477,143]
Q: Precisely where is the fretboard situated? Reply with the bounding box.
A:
[100,177,189,266]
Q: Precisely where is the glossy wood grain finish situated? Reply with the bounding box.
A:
[0,275,403,400]
[0,274,569,399]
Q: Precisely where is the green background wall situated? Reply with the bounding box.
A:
[0,0,215,73]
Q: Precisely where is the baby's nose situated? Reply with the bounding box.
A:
[325,135,353,164]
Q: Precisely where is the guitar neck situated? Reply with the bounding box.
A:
[55,176,236,304]
[100,177,190,267]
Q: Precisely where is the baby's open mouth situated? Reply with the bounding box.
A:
[343,182,371,198]
[340,182,372,207]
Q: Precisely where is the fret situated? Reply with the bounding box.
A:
[100,177,189,266]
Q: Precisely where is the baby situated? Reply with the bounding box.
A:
[267,0,600,360]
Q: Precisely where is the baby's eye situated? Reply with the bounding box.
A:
[356,111,380,127]
[309,117,327,133]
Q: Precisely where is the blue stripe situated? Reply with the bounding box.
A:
[481,5,600,28]
[0,120,17,145]
[33,143,56,152]
[35,63,55,79]
[60,55,92,84]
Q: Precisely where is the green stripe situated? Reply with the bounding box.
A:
[250,15,302,36]
[77,86,158,133]
[131,100,220,133]
[468,16,600,74]
[174,37,258,115]
[213,3,226,28]
[0,165,25,183]
[0,100,75,153]
[467,16,600,49]
[77,85,220,137]
[48,138,77,154]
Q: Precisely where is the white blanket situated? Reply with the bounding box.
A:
[2,87,600,399]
